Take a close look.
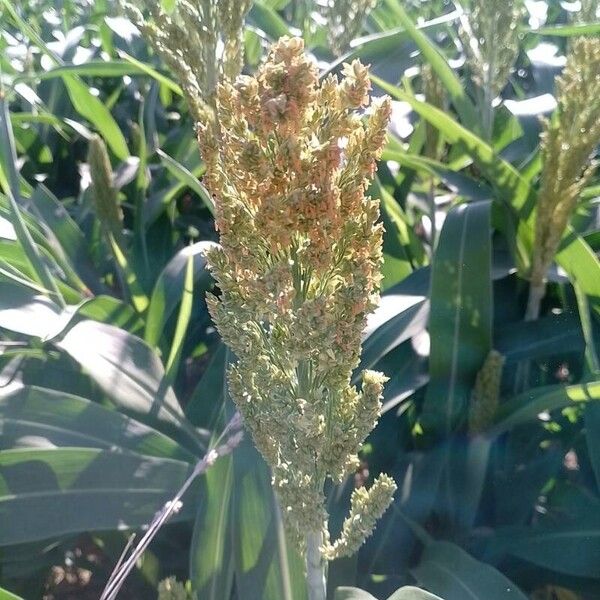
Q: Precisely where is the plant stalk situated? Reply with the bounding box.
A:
[306,531,327,600]
[525,280,546,322]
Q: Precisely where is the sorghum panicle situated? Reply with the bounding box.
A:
[199,36,396,557]
[531,37,600,290]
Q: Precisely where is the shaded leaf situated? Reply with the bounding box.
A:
[334,588,377,600]
[232,438,306,600]
[388,587,444,600]
[412,541,528,600]
[0,384,194,462]
[145,241,216,347]
[422,201,493,434]
[0,448,193,546]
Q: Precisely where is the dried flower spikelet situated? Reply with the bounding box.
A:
[88,135,123,244]
[531,37,600,289]
[323,473,397,560]
[120,0,252,122]
[200,36,394,555]
[459,0,522,97]
[469,350,505,435]
[157,577,190,600]
[323,0,378,56]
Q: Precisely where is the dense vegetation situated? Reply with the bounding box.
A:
[0,0,600,599]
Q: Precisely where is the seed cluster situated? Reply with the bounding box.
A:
[199,36,396,556]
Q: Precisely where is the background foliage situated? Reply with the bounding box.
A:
[0,0,599,598]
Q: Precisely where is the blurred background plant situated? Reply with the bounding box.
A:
[0,0,600,599]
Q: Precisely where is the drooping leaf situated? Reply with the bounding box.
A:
[157,149,214,214]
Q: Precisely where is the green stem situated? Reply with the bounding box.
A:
[306,531,327,600]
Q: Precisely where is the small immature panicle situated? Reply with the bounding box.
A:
[88,135,124,246]
[578,0,599,22]
[121,0,252,122]
[468,350,505,435]
[323,0,378,56]
[460,0,522,97]
[529,37,600,315]
[199,36,396,556]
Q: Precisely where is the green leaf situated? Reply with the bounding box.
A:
[165,252,194,383]
[422,201,493,434]
[62,78,129,160]
[388,587,444,600]
[498,519,600,578]
[334,588,377,600]
[584,403,600,489]
[356,268,429,379]
[190,347,234,598]
[495,313,584,363]
[528,22,600,36]
[373,178,424,289]
[15,60,164,81]
[118,51,183,96]
[231,439,306,600]
[27,186,86,267]
[0,587,24,600]
[190,453,234,599]
[0,281,65,338]
[249,3,292,39]
[76,295,144,334]
[145,241,215,347]
[0,384,194,462]
[0,447,193,546]
[374,79,600,316]
[0,96,64,306]
[185,343,228,429]
[390,5,479,130]
[412,541,528,600]
[54,319,204,452]
[491,380,600,436]
[161,0,177,12]
[157,149,214,215]
[381,149,492,202]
